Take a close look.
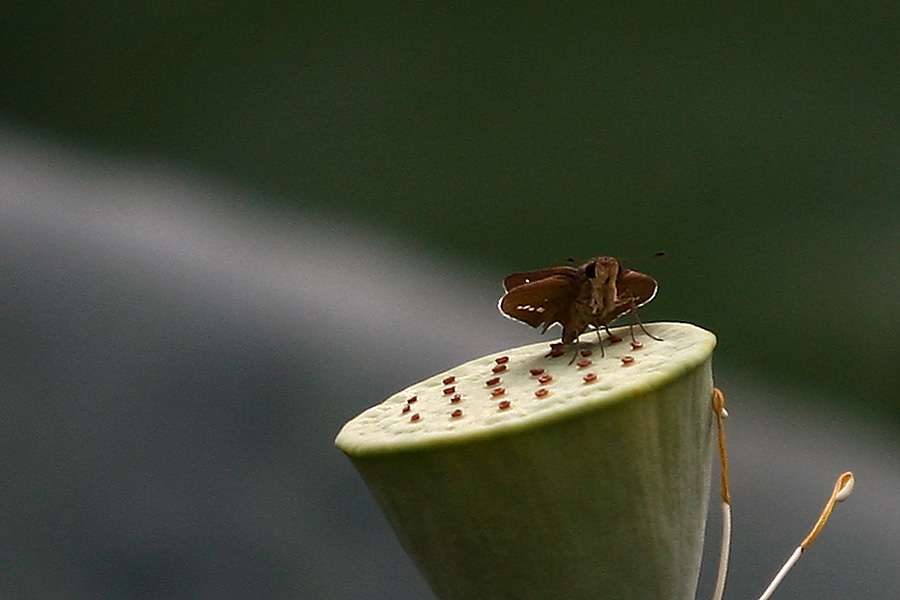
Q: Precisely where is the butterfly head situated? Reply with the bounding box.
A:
[584,256,620,314]
[584,256,620,285]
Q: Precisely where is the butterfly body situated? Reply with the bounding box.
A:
[499,256,658,345]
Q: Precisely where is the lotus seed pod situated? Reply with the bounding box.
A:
[336,322,717,600]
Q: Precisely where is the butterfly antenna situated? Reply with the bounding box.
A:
[618,250,667,263]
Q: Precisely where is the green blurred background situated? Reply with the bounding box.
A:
[2,3,897,421]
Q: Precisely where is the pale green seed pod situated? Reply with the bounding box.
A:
[336,322,717,600]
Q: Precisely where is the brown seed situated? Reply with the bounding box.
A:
[535,387,549,398]
[498,400,511,410]
[609,334,623,343]
[529,368,545,376]
[407,396,418,403]
[486,376,501,386]
[410,413,421,422]
[631,341,643,350]
[495,356,509,364]
[546,347,565,358]
[402,405,411,413]
[450,394,462,404]
[442,376,456,385]
[492,364,508,373]
[491,387,506,396]
[451,409,463,418]
[583,372,598,383]
[538,374,553,384]
[577,358,592,368]
[621,356,635,365]
[443,386,456,395]
[580,349,593,357]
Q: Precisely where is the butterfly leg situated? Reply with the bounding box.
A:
[626,297,663,341]
[580,326,607,357]
[568,330,596,364]
[590,327,607,357]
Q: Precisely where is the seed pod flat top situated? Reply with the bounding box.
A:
[335,321,716,456]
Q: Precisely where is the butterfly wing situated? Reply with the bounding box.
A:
[604,269,658,323]
[499,270,583,330]
[618,269,658,308]
[503,266,580,292]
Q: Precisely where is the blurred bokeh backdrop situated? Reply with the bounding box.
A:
[3,3,898,418]
[1,4,898,599]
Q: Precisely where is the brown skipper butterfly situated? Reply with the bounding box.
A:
[499,255,660,348]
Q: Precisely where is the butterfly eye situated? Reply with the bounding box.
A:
[584,262,596,279]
